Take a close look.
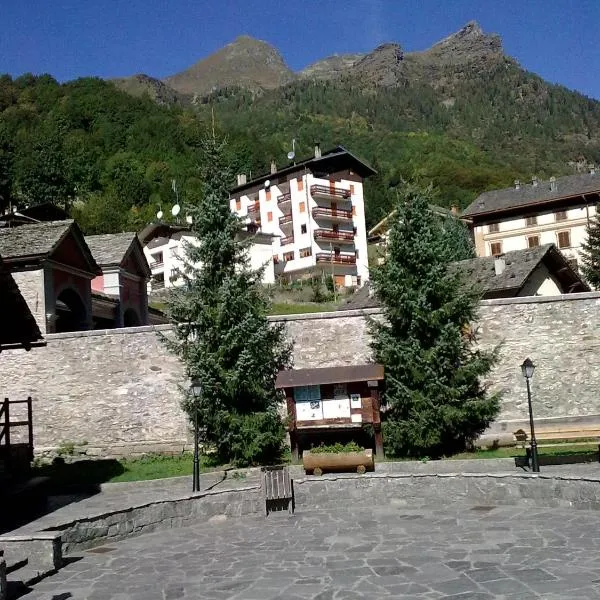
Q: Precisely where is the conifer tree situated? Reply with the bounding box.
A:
[369,184,499,458]
[166,136,292,466]
[581,208,600,289]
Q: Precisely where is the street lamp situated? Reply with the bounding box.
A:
[190,380,202,492]
[521,358,540,472]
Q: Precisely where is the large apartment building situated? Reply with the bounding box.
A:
[462,168,600,272]
[230,145,375,288]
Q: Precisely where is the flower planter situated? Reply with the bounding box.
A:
[302,449,374,475]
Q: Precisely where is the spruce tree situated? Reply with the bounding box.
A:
[581,207,600,289]
[166,136,292,466]
[370,184,499,458]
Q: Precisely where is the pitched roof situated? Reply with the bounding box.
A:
[276,364,384,388]
[0,256,44,350]
[0,220,73,260]
[85,232,138,266]
[462,172,600,218]
[230,145,377,194]
[339,244,589,310]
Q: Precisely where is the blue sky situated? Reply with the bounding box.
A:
[1,0,599,99]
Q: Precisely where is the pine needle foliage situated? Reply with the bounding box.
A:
[369,183,499,458]
[581,206,600,289]
[166,136,292,466]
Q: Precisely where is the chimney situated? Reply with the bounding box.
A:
[314,142,321,159]
[514,179,520,190]
[591,165,596,176]
[494,256,506,276]
[237,173,247,186]
[531,176,538,187]
[270,160,277,174]
[549,176,557,191]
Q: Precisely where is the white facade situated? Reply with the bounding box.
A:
[474,204,595,268]
[144,232,275,292]
[230,172,369,288]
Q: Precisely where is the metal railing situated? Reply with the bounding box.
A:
[310,184,351,199]
[0,397,34,462]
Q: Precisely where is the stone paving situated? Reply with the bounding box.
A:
[19,497,600,599]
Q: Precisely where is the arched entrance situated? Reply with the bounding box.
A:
[55,288,87,333]
[123,308,141,327]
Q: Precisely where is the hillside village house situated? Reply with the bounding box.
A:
[340,244,588,310]
[230,144,374,288]
[140,223,276,291]
[462,168,600,272]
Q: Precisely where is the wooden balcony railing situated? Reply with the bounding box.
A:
[315,253,356,265]
[280,235,294,246]
[280,213,293,225]
[312,207,353,220]
[277,192,291,204]
[314,229,355,242]
[310,184,351,199]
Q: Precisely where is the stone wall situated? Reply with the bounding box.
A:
[12,270,46,334]
[1,293,600,455]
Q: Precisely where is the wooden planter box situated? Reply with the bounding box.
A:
[302,449,374,475]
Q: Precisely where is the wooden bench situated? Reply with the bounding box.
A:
[262,466,294,516]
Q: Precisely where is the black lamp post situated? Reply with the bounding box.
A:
[190,380,202,492]
[521,358,540,472]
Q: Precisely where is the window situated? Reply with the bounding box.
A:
[300,224,307,234]
[299,201,306,213]
[283,251,295,262]
[488,223,499,233]
[527,236,540,248]
[555,210,568,222]
[350,184,355,194]
[525,216,537,226]
[294,385,321,402]
[297,177,304,192]
[235,199,241,211]
[152,251,164,265]
[355,249,360,259]
[267,211,273,222]
[273,256,279,265]
[490,242,503,256]
[557,230,571,249]
[266,189,271,201]
[299,247,312,258]
[352,205,356,216]
[357,276,362,286]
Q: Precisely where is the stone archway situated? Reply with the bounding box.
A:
[55,287,87,333]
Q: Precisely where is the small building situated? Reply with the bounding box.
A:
[139,223,276,292]
[339,244,589,310]
[85,232,151,327]
[0,220,100,334]
[462,169,600,272]
[276,364,385,461]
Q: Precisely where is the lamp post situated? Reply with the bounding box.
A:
[190,380,202,492]
[521,358,540,473]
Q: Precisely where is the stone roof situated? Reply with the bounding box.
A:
[462,172,600,218]
[85,232,139,266]
[339,244,588,310]
[0,220,73,259]
[276,364,384,388]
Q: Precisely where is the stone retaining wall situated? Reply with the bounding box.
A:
[1,293,600,455]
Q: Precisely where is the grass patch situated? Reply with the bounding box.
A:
[32,453,223,487]
[450,443,598,460]
[269,302,337,315]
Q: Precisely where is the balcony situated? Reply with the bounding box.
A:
[312,207,353,221]
[315,252,356,265]
[277,192,291,205]
[280,235,294,246]
[310,184,351,200]
[247,202,260,219]
[280,213,293,226]
[314,229,355,243]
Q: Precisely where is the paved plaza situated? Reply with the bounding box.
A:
[19,498,600,600]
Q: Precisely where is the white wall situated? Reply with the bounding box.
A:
[519,264,562,296]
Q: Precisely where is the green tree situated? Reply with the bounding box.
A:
[581,206,600,289]
[166,136,292,466]
[369,184,499,458]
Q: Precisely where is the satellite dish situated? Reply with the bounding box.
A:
[265,179,271,188]
[287,151,295,161]
[156,210,163,220]
[186,215,193,225]
[171,204,181,217]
